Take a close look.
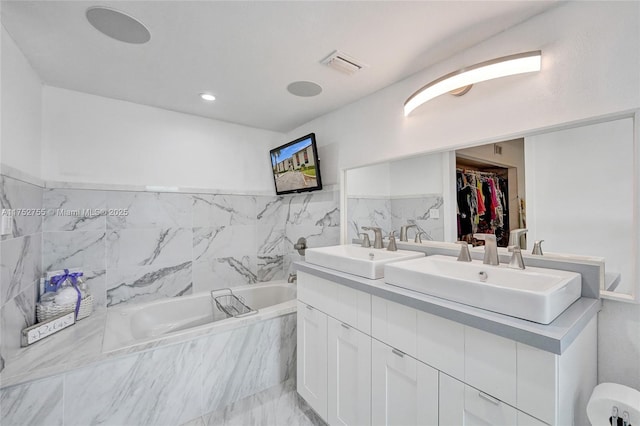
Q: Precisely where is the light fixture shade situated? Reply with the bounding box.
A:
[404,50,542,116]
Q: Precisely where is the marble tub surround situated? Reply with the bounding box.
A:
[0,313,296,426]
[0,175,43,362]
[283,190,341,277]
[347,194,444,242]
[0,282,297,388]
[0,174,43,241]
[38,187,340,307]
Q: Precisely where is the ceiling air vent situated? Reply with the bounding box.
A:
[321,50,367,75]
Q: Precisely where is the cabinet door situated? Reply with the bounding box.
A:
[371,339,438,426]
[297,301,328,422]
[327,317,371,426]
[439,373,464,426]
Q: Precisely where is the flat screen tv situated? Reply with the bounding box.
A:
[270,133,323,195]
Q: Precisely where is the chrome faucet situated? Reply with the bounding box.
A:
[387,231,398,251]
[474,233,499,266]
[508,228,528,249]
[362,226,384,249]
[399,224,417,242]
[359,232,371,248]
[507,245,525,269]
[415,231,427,243]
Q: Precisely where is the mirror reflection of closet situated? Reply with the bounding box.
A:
[455,139,525,248]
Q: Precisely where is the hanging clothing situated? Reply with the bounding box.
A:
[456,168,510,245]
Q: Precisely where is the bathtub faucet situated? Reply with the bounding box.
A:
[287,273,297,284]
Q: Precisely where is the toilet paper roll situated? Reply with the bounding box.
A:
[587,383,640,426]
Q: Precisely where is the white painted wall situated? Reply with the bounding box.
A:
[288,2,639,183]
[287,2,640,390]
[41,87,284,192]
[1,26,42,178]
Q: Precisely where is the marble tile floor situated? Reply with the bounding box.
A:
[181,380,325,426]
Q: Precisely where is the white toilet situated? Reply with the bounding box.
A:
[587,383,640,426]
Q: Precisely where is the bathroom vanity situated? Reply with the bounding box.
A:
[295,252,600,426]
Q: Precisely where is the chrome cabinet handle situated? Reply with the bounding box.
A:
[478,391,500,406]
[391,348,405,358]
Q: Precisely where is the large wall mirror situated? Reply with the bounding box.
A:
[343,113,638,302]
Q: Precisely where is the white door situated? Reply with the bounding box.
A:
[327,317,372,426]
[371,339,438,426]
[297,301,328,422]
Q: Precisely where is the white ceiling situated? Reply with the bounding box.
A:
[1,1,557,133]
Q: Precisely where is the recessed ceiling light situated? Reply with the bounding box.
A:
[200,93,216,102]
[287,81,323,97]
[86,7,151,44]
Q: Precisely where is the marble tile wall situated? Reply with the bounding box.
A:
[0,175,43,362]
[347,195,444,243]
[0,313,296,426]
[41,188,340,307]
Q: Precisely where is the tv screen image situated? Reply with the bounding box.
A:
[270,133,322,195]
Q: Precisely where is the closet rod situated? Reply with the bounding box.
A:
[456,168,504,177]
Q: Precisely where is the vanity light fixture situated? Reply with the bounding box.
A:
[199,93,216,102]
[403,50,542,116]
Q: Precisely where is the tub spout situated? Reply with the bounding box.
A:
[287,273,297,284]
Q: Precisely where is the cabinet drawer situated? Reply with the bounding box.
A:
[334,282,371,334]
[517,342,556,425]
[465,326,516,406]
[298,272,336,314]
[298,272,371,333]
[464,385,517,426]
[417,311,464,380]
[371,296,417,357]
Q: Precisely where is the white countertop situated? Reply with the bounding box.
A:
[295,261,601,355]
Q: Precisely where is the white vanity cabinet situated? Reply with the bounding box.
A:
[371,339,439,426]
[298,272,372,425]
[297,300,328,422]
[297,270,597,426]
[439,373,548,426]
[327,317,371,426]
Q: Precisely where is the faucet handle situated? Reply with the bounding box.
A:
[387,231,398,252]
[415,231,427,243]
[532,240,544,255]
[455,241,472,262]
[359,233,371,248]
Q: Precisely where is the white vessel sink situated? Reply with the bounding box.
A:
[384,255,582,324]
[305,244,424,279]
